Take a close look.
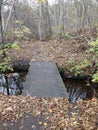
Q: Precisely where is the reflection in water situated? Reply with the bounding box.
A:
[0,73,26,95]
[64,78,94,103]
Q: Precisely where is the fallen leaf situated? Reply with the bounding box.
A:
[19,125,24,130]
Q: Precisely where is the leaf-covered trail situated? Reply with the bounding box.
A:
[0,93,98,130]
[9,39,81,67]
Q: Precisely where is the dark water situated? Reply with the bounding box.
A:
[64,78,96,103]
[0,73,26,95]
[0,72,97,103]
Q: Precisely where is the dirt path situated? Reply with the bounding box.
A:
[9,39,82,68]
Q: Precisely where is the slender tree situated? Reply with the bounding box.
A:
[0,0,5,56]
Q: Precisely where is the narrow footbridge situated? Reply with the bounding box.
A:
[23,62,68,97]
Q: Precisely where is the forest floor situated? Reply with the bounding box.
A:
[0,27,98,129]
[0,94,98,130]
[9,30,93,66]
[8,27,97,77]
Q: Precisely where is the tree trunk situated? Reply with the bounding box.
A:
[44,0,52,39]
[0,0,5,57]
[4,0,15,36]
[39,2,42,41]
[5,74,10,95]
[58,0,64,37]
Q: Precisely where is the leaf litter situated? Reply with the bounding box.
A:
[0,93,98,129]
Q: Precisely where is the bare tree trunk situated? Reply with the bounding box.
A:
[58,0,64,37]
[0,0,5,56]
[0,0,15,47]
[44,0,52,39]
[4,0,15,36]
[74,0,82,29]
[52,0,57,36]
[67,0,70,17]
[74,0,94,29]
[39,2,42,40]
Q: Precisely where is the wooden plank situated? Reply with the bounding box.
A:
[23,62,68,97]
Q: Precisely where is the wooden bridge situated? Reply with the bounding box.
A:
[23,62,68,97]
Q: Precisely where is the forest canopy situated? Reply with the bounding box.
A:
[0,0,98,42]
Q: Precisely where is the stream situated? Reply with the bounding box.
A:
[0,72,97,103]
[63,78,95,103]
[0,73,26,95]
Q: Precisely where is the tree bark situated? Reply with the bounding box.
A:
[39,2,42,40]
[0,0,5,56]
